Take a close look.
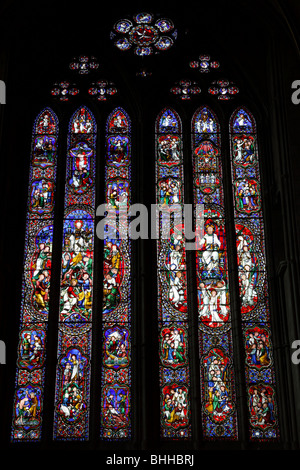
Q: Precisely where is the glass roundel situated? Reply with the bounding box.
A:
[114,20,133,34]
[134,12,153,23]
[155,18,174,32]
[170,79,201,100]
[129,25,159,45]
[208,80,239,100]
[189,54,220,73]
[111,12,176,56]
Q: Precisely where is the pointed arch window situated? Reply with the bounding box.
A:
[229,107,279,440]
[152,103,280,443]
[192,106,238,439]
[100,107,132,440]
[155,108,191,439]
[11,108,59,441]
[53,106,96,440]
[10,69,281,447]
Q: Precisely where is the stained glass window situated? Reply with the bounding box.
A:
[100,108,132,440]
[69,55,99,74]
[229,107,279,439]
[88,80,118,101]
[10,64,281,448]
[11,108,59,441]
[192,106,238,439]
[208,80,239,100]
[53,106,96,440]
[170,80,201,100]
[50,81,79,101]
[189,55,220,73]
[155,108,191,439]
[111,12,177,56]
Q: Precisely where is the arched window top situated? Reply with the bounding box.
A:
[156,107,181,134]
[192,105,219,135]
[107,107,131,134]
[155,108,182,167]
[106,108,131,170]
[34,107,58,135]
[230,106,256,134]
[64,207,94,223]
[69,105,96,134]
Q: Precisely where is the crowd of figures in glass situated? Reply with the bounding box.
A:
[192,107,238,439]
[53,107,96,440]
[11,109,58,441]
[230,108,278,439]
[156,109,191,439]
[100,108,132,440]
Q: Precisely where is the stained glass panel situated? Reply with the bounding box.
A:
[156,108,191,439]
[11,108,58,441]
[230,107,279,440]
[53,106,96,440]
[192,106,238,439]
[100,108,132,440]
